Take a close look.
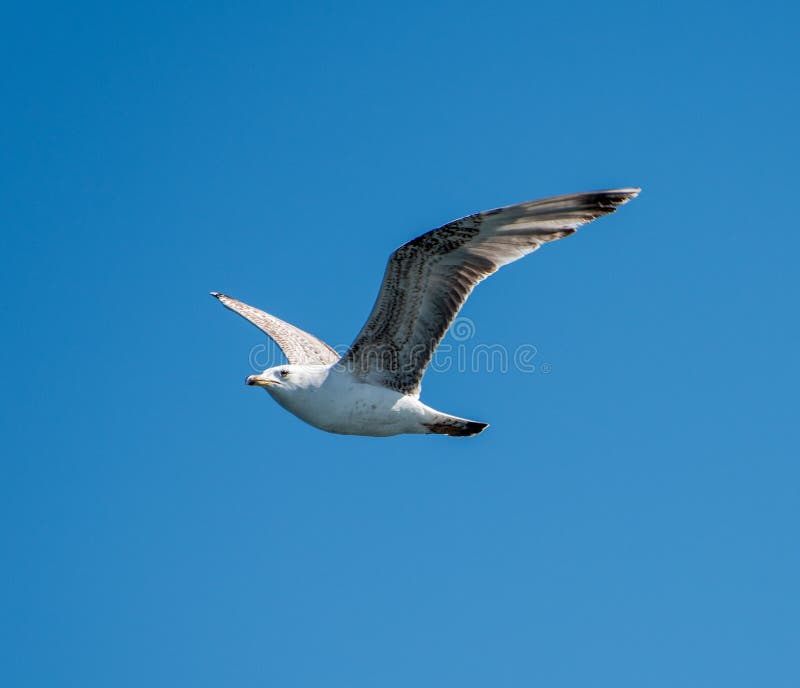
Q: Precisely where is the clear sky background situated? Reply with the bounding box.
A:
[2,1,798,686]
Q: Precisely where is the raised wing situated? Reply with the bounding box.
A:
[340,188,640,395]
[211,292,339,366]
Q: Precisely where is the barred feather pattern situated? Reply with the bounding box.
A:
[341,188,640,395]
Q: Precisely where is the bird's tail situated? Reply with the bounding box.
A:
[423,415,489,437]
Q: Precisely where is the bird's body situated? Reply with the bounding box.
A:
[213,188,640,437]
[253,364,482,437]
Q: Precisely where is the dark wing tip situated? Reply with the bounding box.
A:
[605,187,641,205]
[210,291,223,299]
[593,187,641,205]
[575,187,641,219]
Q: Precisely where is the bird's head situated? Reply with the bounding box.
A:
[245,364,320,394]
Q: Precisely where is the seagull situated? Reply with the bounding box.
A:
[212,188,639,437]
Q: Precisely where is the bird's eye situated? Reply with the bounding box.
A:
[279,370,289,378]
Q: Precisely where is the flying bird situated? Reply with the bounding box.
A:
[212,188,640,437]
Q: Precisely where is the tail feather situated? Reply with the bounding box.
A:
[423,416,489,437]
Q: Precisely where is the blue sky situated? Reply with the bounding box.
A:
[2,1,799,686]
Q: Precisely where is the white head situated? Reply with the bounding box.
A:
[245,364,323,396]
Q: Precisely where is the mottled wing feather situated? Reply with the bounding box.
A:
[341,188,640,395]
[211,292,339,365]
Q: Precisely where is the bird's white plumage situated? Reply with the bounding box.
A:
[213,188,640,437]
[247,364,462,437]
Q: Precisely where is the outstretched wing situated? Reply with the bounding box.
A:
[340,188,640,395]
[211,292,339,366]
